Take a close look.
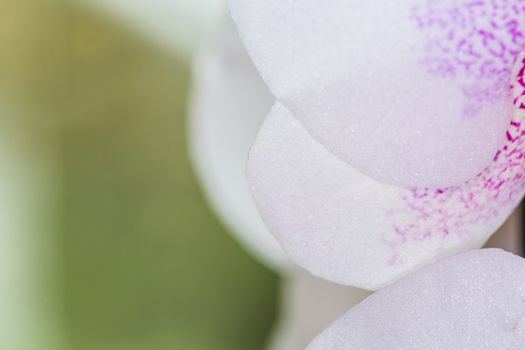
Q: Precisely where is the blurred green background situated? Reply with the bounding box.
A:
[1,1,278,349]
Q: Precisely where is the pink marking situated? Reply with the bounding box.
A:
[411,0,525,117]
[386,52,525,266]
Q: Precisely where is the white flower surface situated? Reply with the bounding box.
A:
[190,18,373,350]
[231,0,525,289]
[189,17,289,270]
[307,249,525,350]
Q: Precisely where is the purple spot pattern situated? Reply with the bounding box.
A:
[386,52,525,266]
[411,0,525,117]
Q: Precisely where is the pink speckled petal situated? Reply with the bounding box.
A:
[247,53,525,290]
[307,249,525,350]
[231,0,525,188]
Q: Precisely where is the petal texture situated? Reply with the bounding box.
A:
[247,52,525,289]
[307,249,525,350]
[231,0,525,188]
[189,18,290,270]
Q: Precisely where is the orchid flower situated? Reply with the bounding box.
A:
[230,0,525,290]
[189,18,288,269]
[307,249,525,350]
[189,17,371,349]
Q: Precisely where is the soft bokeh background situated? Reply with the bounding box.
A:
[1,1,278,349]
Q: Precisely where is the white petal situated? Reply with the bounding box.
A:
[248,52,525,288]
[231,0,525,188]
[190,22,371,349]
[189,18,290,270]
[307,249,525,350]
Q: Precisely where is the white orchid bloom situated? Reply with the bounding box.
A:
[307,249,525,350]
[189,17,371,349]
[189,18,287,269]
[303,44,525,350]
[230,0,525,290]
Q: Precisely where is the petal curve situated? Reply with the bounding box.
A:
[189,18,290,271]
[232,0,525,188]
[307,249,525,350]
[247,52,525,289]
